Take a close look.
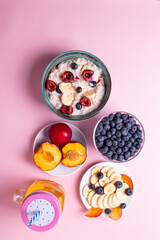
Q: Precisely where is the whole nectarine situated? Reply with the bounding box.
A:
[48,123,72,145]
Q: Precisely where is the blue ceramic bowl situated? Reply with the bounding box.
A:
[41,50,111,121]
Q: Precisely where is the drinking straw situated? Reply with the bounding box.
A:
[28,211,42,226]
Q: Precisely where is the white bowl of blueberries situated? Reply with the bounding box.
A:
[93,112,145,162]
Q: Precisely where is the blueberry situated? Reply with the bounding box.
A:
[108,114,114,121]
[115,181,123,188]
[106,151,113,158]
[115,112,122,118]
[111,128,116,135]
[89,184,95,189]
[136,129,142,137]
[112,154,118,160]
[76,86,82,93]
[130,146,136,152]
[124,151,130,159]
[102,117,109,124]
[105,139,112,146]
[135,143,141,150]
[130,137,135,143]
[89,81,97,88]
[101,130,106,135]
[120,203,126,209]
[118,140,125,147]
[95,132,100,137]
[111,135,116,141]
[96,141,104,149]
[97,136,105,142]
[121,127,128,136]
[97,172,104,179]
[71,62,78,69]
[125,188,133,196]
[129,116,134,122]
[76,102,82,110]
[110,146,117,152]
[131,125,137,132]
[122,114,128,120]
[130,151,135,157]
[118,155,124,161]
[122,135,130,142]
[103,124,110,131]
[137,138,143,143]
[104,208,111,214]
[133,133,138,139]
[110,121,115,128]
[113,140,118,147]
[56,86,62,94]
[114,117,123,124]
[122,146,128,152]
[116,148,122,154]
[116,137,121,142]
[106,131,112,138]
[131,120,136,125]
[126,141,132,148]
[116,123,123,130]
[116,131,121,137]
[125,122,132,130]
[96,186,104,195]
[100,146,108,154]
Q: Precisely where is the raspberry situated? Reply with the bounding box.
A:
[82,69,94,81]
[80,96,91,106]
[61,105,73,114]
[61,71,74,82]
[46,80,56,91]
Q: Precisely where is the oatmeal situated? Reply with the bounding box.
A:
[45,58,105,115]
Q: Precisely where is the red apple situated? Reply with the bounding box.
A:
[48,123,72,145]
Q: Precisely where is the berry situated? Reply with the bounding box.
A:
[96,186,104,195]
[110,121,115,128]
[116,123,122,130]
[89,81,97,88]
[124,151,131,159]
[122,135,130,142]
[120,203,126,209]
[96,141,104,149]
[133,133,138,139]
[61,105,73,114]
[101,130,106,135]
[125,188,133,196]
[106,151,113,158]
[76,102,82,110]
[102,117,109,124]
[97,172,104,179]
[116,148,122,154]
[106,131,112,138]
[80,96,91,106]
[111,135,116,141]
[56,86,62,94]
[62,71,74,82]
[126,141,132,148]
[82,69,94,81]
[104,208,111,214]
[130,137,135,143]
[113,140,118,146]
[97,136,105,142]
[71,62,78,70]
[136,129,142,137]
[89,184,95,190]
[99,146,108,154]
[115,181,123,188]
[105,139,112,147]
[122,114,128,121]
[112,154,118,160]
[129,116,134,122]
[104,124,110,131]
[125,122,132,129]
[122,146,128,153]
[137,138,143,143]
[46,80,56,91]
[116,131,121,137]
[121,127,128,136]
[110,146,117,152]
[118,155,124,161]
[76,87,82,93]
[115,112,122,118]
[118,140,125,147]
[114,117,122,124]
[131,125,137,132]
[111,128,116,135]
[130,146,136,152]
[108,114,114,121]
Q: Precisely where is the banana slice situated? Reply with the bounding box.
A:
[116,183,129,201]
[107,168,118,179]
[87,190,95,205]
[82,184,91,199]
[59,82,75,93]
[104,183,116,195]
[61,93,74,106]
[103,194,110,209]
[90,174,99,184]
[109,172,121,182]
[91,166,102,175]
[99,177,109,187]
[84,89,96,98]
[107,194,116,209]
[97,194,106,209]
[112,193,122,207]
[101,167,110,176]
[90,194,100,208]
[95,182,100,188]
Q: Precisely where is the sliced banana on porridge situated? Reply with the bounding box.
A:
[61,93,75,106]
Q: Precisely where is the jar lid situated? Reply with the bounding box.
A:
[21,191,61,231]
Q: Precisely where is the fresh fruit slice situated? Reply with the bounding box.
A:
[107,194,116,209]
[61,105,73,114]
[85,207,103,217]
[103,194,110,208]
[104,183,116,195]
[82,184,91,198]
[48,123,72,145]
[91,166,102,175]
[101,167,110,176]
[107,168,118,179]
[90,174,99,184]
[59,82,75,93]
[80,96,91,106]
[109,207,122,220]
[121,174,134,190]
[61,71,74,82]
[46,80,56,91]
[116,183,129,201]
[97,194,106,209]
[112,193,121,207]
[91,194,100,208]
[61,142,87,167]
[61,93,75,106]
[109,172,121,182]
[34,142,62,171]
[87,191,95,204]
[82,69,94,81]
[99,177,109,187]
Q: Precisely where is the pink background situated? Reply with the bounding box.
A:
[0,0,160,239]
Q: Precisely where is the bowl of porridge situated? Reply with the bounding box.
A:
[41,51,111,121]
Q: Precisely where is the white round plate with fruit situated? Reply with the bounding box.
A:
[33,122,87,176]
[80,162,134,220]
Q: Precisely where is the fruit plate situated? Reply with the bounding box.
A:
[33,122,87,176]
[80,162,134,217]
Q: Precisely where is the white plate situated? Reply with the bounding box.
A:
[33,122,87,177]
[80,162,134,217]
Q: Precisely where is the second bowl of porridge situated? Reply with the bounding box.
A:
[41,51,111,121]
